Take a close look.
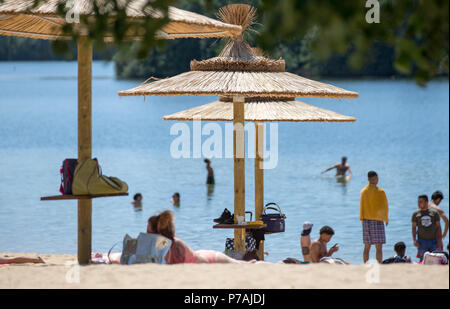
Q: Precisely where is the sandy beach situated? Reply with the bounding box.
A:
[0,252,448,289]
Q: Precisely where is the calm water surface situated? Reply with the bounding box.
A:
[0,61,448,264]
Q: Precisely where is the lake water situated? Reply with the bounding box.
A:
[0,61,448,264]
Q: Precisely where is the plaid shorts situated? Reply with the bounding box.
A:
[363,219,386,244]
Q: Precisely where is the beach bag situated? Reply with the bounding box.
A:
[260,202,286,233]
[319,257,349,265]
[224,211,257,260]
[72,158,128,195]
[423,252,448,265]
[120,233,172,265]
[225,235,257,252]
[59,159,78,195]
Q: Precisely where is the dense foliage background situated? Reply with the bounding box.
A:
[0,0,448,82]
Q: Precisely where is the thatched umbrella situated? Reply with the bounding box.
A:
[0,0,242,40]
[162,99,356,259]
[118,4,359,254]
[0,0,242,265]
[162,99,356,122]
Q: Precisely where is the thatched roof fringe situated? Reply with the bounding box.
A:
[190,57,285,72]
[162,100,356,122]
[118,70,359,99]
[218,96,295,102]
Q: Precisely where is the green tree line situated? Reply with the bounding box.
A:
[0,0,447,81]
[0,36,114,61]
[0,29,405,80]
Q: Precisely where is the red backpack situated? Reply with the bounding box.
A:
[59,159,78,195]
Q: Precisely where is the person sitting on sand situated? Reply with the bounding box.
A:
[321,156,352,179]
[300,221,313,262]
[382,241,412,264]
[310,226,339,263]
[0,255,45,265]
[156,210,249,264]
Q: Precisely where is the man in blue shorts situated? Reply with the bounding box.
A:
[412,194,443,261]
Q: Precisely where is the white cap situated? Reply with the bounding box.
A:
[303,221,313,230]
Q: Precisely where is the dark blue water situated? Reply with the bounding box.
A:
[0,61,448,264]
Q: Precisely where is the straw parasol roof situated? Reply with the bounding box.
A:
[162,99,356,122]
[0,0,243,40]
[118,4,358,99]
[118,69,358,98]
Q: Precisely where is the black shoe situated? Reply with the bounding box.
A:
[214,208,232,224]
[222,214,234,225]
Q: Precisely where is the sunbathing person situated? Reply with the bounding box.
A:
[156,210,249,264]
[93,211,253,265]
[92,215,168,264]
[0,255,45,265]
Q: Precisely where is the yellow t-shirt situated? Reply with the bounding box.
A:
[360,184,389,224]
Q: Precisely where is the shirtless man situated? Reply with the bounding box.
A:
[310,226,339,263]
[429,191,448,240]
[322,156,352,178]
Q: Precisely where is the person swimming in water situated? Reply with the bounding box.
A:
[204,159,215,185]
[131,193,143,206]
[321,156,352,179]
[171,192,180,207]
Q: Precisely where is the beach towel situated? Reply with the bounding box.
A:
[319,257,350,265]
[120,233,172,265]
[423,252,448,265]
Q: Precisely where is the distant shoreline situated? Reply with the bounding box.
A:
[0,60,448,82]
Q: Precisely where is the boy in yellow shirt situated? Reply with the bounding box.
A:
[360,171,389,263]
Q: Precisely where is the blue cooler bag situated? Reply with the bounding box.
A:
[260,203,286,233]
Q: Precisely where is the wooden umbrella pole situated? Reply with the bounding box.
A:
[233,95,246,254]
[77,36,92,265]
[254,121,264,260]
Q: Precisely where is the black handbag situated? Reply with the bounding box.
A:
[260,202,286,233]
